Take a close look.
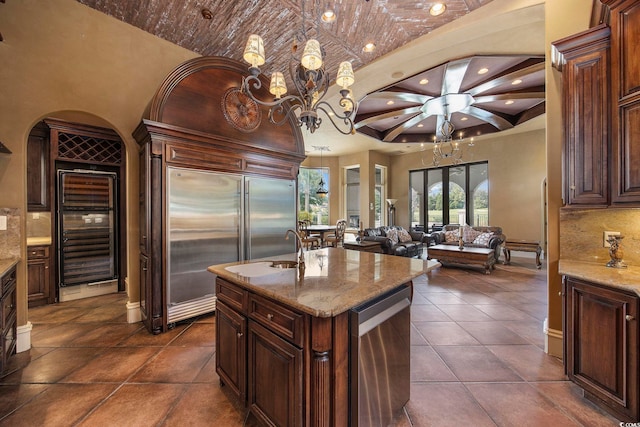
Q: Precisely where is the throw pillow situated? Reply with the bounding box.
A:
[444,229,459,243]
[398,229,413,243]
[473,232,494,246]
[386,228,399,245]
[463,226,482,243]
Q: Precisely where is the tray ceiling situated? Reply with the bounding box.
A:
[355,55,545,144]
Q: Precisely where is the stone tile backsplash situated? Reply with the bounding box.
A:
[560,207,640,266]
[0,207,21,259]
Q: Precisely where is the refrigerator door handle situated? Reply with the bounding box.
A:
[244,179,250,260]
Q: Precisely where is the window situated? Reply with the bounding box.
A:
[409,162,488,229]
[298,167,329,225]
[345,166,360,228]
[375,165,387,227]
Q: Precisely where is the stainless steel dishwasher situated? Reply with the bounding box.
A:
[350,284,412,426]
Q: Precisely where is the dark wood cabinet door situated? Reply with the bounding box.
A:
[216,301,247,402]
[26,126,50,211]
[248,319,303,427]
[138,144,150,254]
[610,0,640,204]
[27,246,51,307]
[554,26,611,206]
[565,277,639,421]
[139,254,150,325]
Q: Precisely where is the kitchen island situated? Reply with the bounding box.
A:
[208,248,439,426]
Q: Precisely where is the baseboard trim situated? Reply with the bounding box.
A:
[16,322,33,353]
[126,301,142,323]
[544,318,563,358]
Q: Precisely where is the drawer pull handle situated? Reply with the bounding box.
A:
[626,315,635,322]
[266,313,274,321]
[237,332,243,338]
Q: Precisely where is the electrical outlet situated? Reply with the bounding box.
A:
[603,231,621,247]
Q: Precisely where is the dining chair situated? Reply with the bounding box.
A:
[325,219,347,247]
[298,220,320,250]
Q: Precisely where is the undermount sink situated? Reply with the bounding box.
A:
[270,261,298,269]
[225,261,298,277]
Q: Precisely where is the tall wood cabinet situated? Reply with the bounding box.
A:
[607,0,640,204]
[26,123,50,212]
[553,1,640,207]
[552,25,610,206]
[134,57,304,334]
[563,276,639,421]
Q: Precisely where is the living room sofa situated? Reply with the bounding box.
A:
[361,226,430,257]
[431,224,506,261]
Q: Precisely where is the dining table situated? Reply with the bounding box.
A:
[306,224,336,247]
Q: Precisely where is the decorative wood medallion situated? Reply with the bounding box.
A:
[221,87,261,133]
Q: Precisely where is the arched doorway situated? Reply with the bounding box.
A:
[26,112,128,309]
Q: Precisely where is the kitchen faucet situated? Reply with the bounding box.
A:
[285,229,305,271]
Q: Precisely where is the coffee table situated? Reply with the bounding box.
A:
[343,240,383,253]
[427,244,496,274]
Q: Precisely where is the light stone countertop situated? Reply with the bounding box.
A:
[559,259,640,297]
[208,247,440,318]
[0,258,20,277]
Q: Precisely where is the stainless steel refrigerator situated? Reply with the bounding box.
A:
[166,167,296,323]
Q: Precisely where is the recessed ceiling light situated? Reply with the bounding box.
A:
[505,100,514,105]
[201,8,213,19]
[477,67,489,75]
[460,117,468,121]
[419,78,429,85]
[321,9,336,23]
[363,42,376,53]
[387,100,395,105]
[417,123,424,128]
[430,3,446,16]
[512,79,522,85]
[391,71,404,79]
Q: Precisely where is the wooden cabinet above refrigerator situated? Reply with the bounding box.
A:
[134,56,305,334]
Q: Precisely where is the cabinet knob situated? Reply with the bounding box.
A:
[237,332,243,338]
[266,313,274,321]
[626,315,635,322]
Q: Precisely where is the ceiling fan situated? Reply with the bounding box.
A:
[354,55,545,144]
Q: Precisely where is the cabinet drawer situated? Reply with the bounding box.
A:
[28,246,50,259]
[216,278,248,314]
[249,294,304,347]
[1,267,16,290]
[2,284,16,332]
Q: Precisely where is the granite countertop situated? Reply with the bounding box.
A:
[0,258,20,277]
[559,259,640,297]
[208,247,440,318]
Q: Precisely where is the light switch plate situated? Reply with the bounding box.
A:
[0,216,6,231]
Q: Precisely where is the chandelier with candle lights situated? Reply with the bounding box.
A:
[240,0,357,135]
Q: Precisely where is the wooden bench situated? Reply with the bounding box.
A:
[502,240,542,269]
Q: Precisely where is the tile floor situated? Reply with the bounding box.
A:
[0,256,621,426]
